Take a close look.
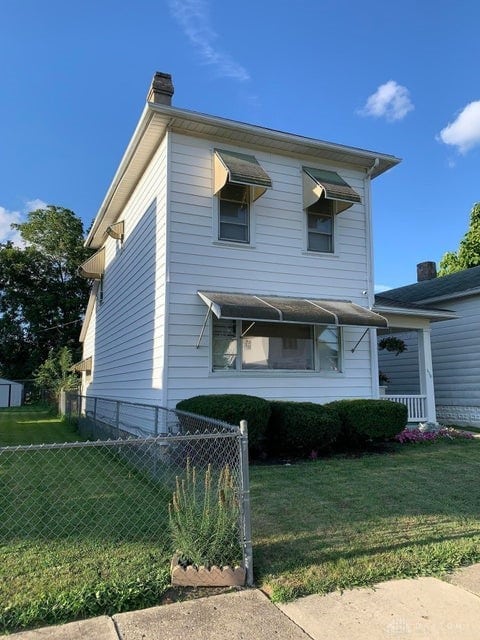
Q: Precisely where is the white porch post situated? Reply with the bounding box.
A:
[418,327,436,422]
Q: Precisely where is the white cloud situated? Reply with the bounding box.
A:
[438,101,480,154]
[0,200,47,246]
[26,198,48,212]
[359,80,414,122]
[168,0,250,82]
[0,206,23,246]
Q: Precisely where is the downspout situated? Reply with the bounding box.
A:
[365,158,380,398]
[366,157,379,179]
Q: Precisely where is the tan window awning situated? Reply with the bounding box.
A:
[214,149,272,201]
[78,248,105,279]
[71,356,92,373]
[106,220,124,241]
[303,167,361,212]
[198,291,388,328]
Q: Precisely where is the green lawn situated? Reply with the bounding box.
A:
[250,439,480,601]
[0,404,79,445]
[0,405,171,633]
[4,406,480,630]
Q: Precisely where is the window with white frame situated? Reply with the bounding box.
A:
[212,317,341,372]
[218,183,250,243]
[307,198,334,253]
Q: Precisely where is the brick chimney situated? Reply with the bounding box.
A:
[147,72,174,106]
[417,261,437,282]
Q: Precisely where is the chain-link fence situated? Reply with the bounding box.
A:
[1,393,252,587]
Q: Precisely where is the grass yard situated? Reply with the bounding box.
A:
[0,404,79,445]
[4,405,480,630]
[0,405,172,633]
[250,438,480,601]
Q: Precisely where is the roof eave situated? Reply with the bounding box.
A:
[152,103,401,177]
[86,101,401,249]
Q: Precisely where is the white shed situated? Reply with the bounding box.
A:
[0,378,23,407]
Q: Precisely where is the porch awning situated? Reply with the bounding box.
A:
[198,291,388,328]
[303,167,361,212]
[71,356,92,373]
[214,149,272,201]
[78,248,105,279]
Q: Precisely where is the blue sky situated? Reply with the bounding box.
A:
[1,0,479,289]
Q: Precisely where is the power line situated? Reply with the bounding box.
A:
[35,318,82,333]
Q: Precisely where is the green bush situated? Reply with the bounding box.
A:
[176,394,271,454]
[266,401,341,458]
[325,399,407,446]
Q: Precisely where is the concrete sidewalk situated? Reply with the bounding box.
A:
[9,565,480,640]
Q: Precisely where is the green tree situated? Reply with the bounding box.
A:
[0,205,92,379]
[439,202,480,275]
[34,347,79,399]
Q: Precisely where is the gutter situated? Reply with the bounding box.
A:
[373,305,458,321]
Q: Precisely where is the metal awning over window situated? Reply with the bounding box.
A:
[78,248,105,279]
[71,356,92,373]
[214,149,272,201]
[106,220,124,241]
[303,167,361,213]
[198,291,388,328]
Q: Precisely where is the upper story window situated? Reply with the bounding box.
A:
[303,167,361,254]
[218,183,250,243]
[307,198,334,253]
[213,149,272,245]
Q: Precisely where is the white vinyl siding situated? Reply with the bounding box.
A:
[84,136,169,406]
[166,133,372,407]
[430,296,480,408]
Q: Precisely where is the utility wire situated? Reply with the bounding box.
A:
[35,318,82,333]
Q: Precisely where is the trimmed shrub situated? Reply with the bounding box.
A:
[176,394,271,454]
[266,401,341,458]
[325,399,407,447]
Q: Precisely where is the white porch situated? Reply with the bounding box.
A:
[383,394,428,423]
[373,297,457,425]
[375,322,437,424]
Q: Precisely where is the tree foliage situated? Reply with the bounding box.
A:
[439,202,480,275]
[0,205,92,379]
[34,347,79,399]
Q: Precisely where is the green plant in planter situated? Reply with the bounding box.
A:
[168,459,241,569]
[378,336,407,356]
[379,371,390,385]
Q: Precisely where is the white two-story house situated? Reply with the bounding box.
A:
[76,72,453,422]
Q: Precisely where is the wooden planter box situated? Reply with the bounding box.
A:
[171,555,246,587]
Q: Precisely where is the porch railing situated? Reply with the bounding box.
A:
[383,394,427,422]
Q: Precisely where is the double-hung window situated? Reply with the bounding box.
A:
[213,149,272,245]
[212,317,341,372]
[307,198,334,253]
[218,183,250,243]
[303,166,362,254]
